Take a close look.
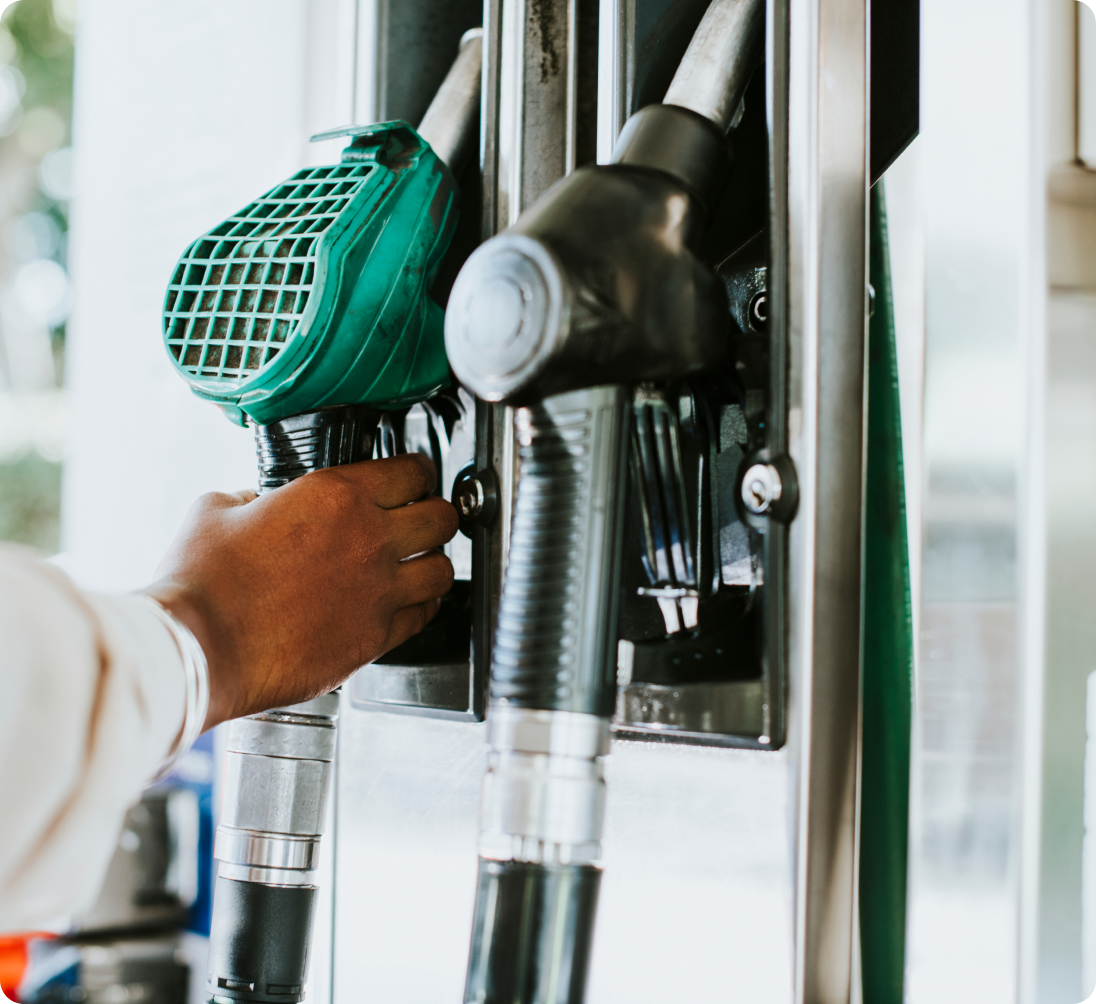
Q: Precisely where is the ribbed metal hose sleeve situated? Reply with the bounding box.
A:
[466,386,629,1004]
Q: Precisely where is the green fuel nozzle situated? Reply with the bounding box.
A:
[162,27,482,488]
[163,121,456,428]
[159,30,482,1004]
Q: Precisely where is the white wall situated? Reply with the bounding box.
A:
[62,0,356,592]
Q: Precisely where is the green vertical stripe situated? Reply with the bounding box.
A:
[859,182,914,1003]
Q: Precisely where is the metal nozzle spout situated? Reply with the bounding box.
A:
[662,0,765,132]
[417,27,483,174]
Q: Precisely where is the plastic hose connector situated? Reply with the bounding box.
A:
[207,695,338,1004]
[207,879,316,1004]
[464,860,601,1004]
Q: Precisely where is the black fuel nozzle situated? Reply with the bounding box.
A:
[164,32,485,1004]
[446,1,765,1000]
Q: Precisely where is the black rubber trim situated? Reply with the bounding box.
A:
[464,858,601,1004]
[205,878,315,1004]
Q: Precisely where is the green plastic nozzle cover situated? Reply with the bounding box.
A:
[161,121,458,426]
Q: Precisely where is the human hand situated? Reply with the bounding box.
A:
[144,453,458,730]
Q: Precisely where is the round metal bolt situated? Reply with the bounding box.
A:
[741,462,783,515]
[451,465,500,537]
[458,477,485,519]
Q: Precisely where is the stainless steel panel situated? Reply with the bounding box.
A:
[328,0,869,998]
[782,0,867,994]
[331,705,795,1002]
[331,710,486,1001]
[494,0,580,226]
[589,742,793,1002]
[615,679,767,744]
[1043,289,1096,1001]
[349,662,481,721]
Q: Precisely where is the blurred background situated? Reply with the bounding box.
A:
[0,0,73,554]
[0,3,349,1002]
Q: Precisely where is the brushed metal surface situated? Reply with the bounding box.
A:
[496,0,574,226]
[615,679,767,742]
[480,709,610,861]
[226,717,337,761]
[489,707,611,757]
[331,708,794,1003]
[215,827,322,872]
[217,862,318,889]
[220,753,332,835]
[782,0,868,997]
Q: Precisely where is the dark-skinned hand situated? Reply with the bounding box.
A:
[143,453,457,730]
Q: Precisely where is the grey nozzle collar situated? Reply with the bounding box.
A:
[444,234,570,402]
[610,104,731,212]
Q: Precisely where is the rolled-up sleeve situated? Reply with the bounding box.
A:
[0,545,186,931]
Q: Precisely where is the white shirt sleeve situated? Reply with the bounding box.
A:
[0,545,188,932]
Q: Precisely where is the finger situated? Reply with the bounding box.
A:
[341,453,437,509]
[395,550,455,607]
[385,497,459,557]
[384,597,443,652]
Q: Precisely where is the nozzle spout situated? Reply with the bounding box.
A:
[417,27,483,174]
[662,0,764,131]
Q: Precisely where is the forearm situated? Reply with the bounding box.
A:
[0,547,192,931]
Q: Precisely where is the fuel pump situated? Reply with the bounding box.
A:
[159,30,482,1004]
[444,2,764,1000]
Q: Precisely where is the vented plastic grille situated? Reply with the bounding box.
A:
[164,164,374,383]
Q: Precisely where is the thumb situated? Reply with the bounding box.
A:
[191,489,259,515]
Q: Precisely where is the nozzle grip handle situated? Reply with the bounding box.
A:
[490,386,629,715]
